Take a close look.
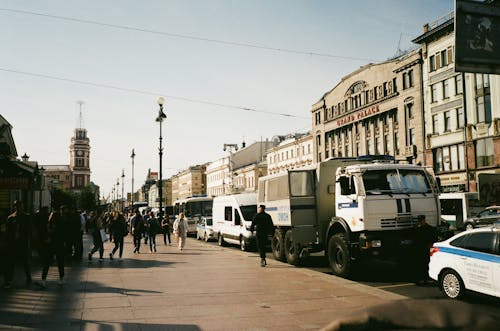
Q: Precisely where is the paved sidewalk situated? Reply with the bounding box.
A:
[0,235,405,330]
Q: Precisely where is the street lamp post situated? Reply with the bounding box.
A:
[116,178,120,211]
[131,149,135,210]
[121,169,125,212]
[156,97,167,218]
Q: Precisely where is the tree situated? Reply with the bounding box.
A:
[79,185,97,211]
[51,187,76,210]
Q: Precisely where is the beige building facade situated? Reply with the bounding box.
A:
[172,165,206,200]
[312,49,425,165]
[266,133,314,175]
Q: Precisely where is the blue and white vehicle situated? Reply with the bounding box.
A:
[429,225,500,299]
[196,217,215,242]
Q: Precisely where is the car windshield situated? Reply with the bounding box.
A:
[362,169,431,195]
[240,205,257,221]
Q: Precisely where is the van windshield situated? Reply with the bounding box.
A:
[240,205,257,221]
[362,169,431,195]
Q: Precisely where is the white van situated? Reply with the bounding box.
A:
[212,193,258,251]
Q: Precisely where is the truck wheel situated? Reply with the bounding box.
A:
[284,230,300,265]
[272,230,286,261]
[218,234,226,247]
[327,233,352,278]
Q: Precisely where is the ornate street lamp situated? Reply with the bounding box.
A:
[156,97,167,218]
[131,148,136,210]
[121,169,125,212]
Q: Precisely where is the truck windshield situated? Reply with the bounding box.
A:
[362,169,431,195]
[240,205,257,221]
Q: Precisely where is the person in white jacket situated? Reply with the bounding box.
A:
[173,213,188,251]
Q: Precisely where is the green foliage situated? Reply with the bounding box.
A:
[51,187,76,210]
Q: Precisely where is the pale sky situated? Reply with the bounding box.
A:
[0,0,453,199]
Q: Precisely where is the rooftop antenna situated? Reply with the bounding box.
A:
[395,21,406,57]
[76,100,85,128]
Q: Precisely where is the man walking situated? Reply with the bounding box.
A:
[413,215,437,285]
[3,201,32,288]
[131,209,145,253]
[251,205,273,267]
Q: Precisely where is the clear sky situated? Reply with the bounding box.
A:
[0,0,453,200]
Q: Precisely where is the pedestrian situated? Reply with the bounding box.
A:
[250,205,273,267]
[173,213,188,251]
[36,207,68,288]
[131,209,145,253]
[2,201,32,288]
[33,206,50,258]
[161,216,172,245]
[0,208,10,288]
[146,212,159,253]
[68,206,83,261]
[109,211,128,260]
[413,215,437,285]
[88,212,105,261]
[142,210,149,245]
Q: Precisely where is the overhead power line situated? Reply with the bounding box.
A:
[0,7,378,62]
[0,67,309,119]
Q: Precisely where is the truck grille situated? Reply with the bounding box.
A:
[380,215,416,228]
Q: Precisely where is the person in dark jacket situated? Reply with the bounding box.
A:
[88,212,105,261]
[131,209,145,253]
[413,215,438,285]
[36,206,69,288]
[250,205,273,267]
[3,200,32,288]
[109,211,128,259]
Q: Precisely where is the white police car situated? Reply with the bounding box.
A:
[429,224,500,299]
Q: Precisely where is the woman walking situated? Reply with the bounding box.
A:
[109,211,128,259]
[173,213,188,251]
[88,212,105,261]
[146,212,159,253]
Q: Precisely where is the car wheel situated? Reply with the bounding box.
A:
[465,223,474,231]
[440,269,465,299]
[218,234,226,246]
[327,233,352,278]
[196,232,200,240]
[204,232,209,242]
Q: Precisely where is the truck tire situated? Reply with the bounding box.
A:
[272,230,286,261]
[327,233,352,278]
[284,230,300,265]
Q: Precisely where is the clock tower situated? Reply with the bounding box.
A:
[70,105,91,189]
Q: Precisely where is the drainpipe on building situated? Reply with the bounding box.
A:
[419,55,426,166]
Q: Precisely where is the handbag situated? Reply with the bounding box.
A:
[99,228,108,242]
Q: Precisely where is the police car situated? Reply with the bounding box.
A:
[428,224,500,299]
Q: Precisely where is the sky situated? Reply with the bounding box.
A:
[0,0,454,200]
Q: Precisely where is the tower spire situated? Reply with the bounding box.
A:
[76,100,85,129]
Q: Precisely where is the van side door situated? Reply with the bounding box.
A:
[289,170,317,245]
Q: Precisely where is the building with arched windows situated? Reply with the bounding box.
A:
[311,49,424,166]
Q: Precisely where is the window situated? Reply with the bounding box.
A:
[456,108,464,129]
[475,138,494,167]
[403,72,408,89]
[384,135,390,154]
[375,137,382,154]
[475,73,489,90]
[444,111,451,131]
[429,55,436,72]
[433,143,466,173]
[432,114,439,134]
[405,102,413,119]
[463,233,496,254]
[408,70,414,88]
[455,75,463,94]
[476,95,492,123]
[290,171,315,196]
[440,50,448,67]
[409,128,415,146]
[224,206,232,222]
[394,132,400,155]
[315,111,321,125]
[443,79,450,99]
[431,84,438,102]
[443,146,450,171]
